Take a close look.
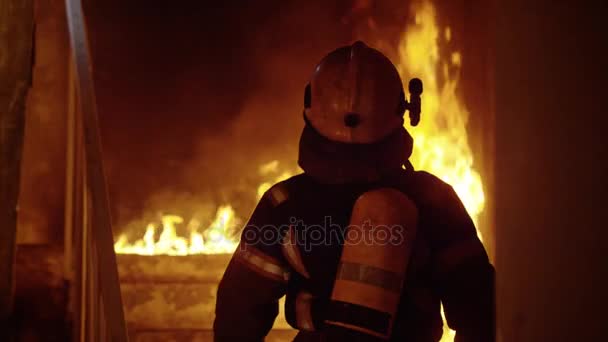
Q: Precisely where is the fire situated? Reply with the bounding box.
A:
[114,160,297,256]
[113,206,239,255]
[397,0,485,233]
[115,1,484,338]
[396,1,486,340]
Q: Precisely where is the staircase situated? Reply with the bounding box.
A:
[117,253,297,342]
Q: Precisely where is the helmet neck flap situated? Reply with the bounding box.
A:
[298,114,413,184]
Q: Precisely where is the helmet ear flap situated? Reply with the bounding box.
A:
[304,83,312,109]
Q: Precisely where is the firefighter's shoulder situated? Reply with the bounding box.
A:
[262,172,307,208]
[409,170,457,207]
[409,170,477,237]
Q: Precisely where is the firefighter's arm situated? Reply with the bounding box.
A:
[430,183,495,342]
[214,190,290,342]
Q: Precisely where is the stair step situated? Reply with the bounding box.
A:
[117,254,231,283]
[121,282,292,330]
[117,254,295,334]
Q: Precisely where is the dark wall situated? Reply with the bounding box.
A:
[18,0,69,243]
[494,1,607,340]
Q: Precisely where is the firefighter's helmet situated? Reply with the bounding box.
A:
[304,41,415,144]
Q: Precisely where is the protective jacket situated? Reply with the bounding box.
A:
[214,41,494,342]
[214,170,495,341]
[214,125,494,342]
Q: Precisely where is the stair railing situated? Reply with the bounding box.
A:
[64,0,129,340]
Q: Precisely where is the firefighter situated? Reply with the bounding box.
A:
[214,41,495,342]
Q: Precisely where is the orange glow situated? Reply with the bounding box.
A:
[398,0,485,234]
[113,206,238,255]
[115,1,485,339]
[396,1,486,340]
[114,160,296,255]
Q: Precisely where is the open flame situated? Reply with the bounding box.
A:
[113,161,297,255]
[399,0,485,232]
[395,2,486,340]
[114,0,484,256]
[114,1,486,338]
[113,206,239,255]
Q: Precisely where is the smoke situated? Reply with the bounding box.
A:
[86,0,410,233]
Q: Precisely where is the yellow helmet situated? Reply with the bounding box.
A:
[304,41,420,144]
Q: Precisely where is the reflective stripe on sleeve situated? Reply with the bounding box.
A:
[281,226,310,279]
[267,184,289,207]
[234,244,290,282]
